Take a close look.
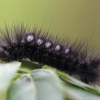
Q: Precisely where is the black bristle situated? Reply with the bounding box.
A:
[0,25,100,84]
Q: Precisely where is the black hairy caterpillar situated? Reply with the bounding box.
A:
[0,24,100,84]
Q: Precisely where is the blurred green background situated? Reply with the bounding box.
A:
[0,0,100,51]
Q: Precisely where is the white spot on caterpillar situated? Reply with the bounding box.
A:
[37,38,44,45]
[26,34,34,43]
[45,42,52,48]
[65,48,70,54]
[55,45,61,51]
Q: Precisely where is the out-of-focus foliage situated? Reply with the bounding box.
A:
[0,61,100,100]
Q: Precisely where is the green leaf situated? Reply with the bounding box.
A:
[7,74,36,100]
[8,69,63,100]
[43,65,100,100]
[63,82,100,100]
[0,61,21,92]
[21,60,41,71]
[56,70,100,95]
[31,69,63,100]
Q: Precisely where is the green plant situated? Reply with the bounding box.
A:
[0,61,100,100]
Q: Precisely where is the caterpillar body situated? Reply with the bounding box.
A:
[0,25,99,84]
